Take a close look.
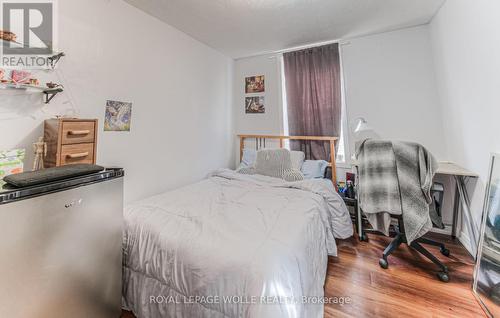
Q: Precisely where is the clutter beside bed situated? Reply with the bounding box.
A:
[337,175,356,199]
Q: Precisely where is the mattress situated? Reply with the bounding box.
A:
[122,169,352,318]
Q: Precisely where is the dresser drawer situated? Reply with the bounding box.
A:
[60,143,95,165]
[61,121,96,145]
[44,118,98,168]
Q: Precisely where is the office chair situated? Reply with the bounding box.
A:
[376,184,451,282]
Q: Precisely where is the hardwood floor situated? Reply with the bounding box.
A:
[122,232,485,318]
[325,232,484,318]
[121,310,135,318]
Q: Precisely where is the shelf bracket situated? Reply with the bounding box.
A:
[43,88,63,104]
[47,52,65,69]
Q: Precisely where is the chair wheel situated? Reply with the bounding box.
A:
[379,258,388,269]
[437,272,449,282]
[440,248,450,257]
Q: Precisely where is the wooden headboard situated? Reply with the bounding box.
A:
[238,134,339,185]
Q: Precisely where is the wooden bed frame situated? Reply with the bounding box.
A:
[238,134,339,185]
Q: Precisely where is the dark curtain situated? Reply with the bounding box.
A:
[283,43,342,160]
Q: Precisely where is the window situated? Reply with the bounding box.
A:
[280,43,348,163]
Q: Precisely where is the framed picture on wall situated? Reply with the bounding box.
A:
[245,75,265,93]
[245,96,265,114]
[104,100,133,131]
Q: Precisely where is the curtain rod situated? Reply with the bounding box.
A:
[276,39,351,55]
[242,39,350,60]
[237,23,429,60]
[263,40,350,60]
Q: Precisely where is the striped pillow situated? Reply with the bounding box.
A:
[254,149,304,181]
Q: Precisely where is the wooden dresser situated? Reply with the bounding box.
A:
[44,118,98,167]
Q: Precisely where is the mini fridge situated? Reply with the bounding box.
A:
[0,168,124,318]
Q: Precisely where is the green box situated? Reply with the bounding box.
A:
[0,149,26,186]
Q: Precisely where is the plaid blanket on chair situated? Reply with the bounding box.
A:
[356,139,438,244]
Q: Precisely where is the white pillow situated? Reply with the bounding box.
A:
[301,160,329,179]
[238,149,257,169]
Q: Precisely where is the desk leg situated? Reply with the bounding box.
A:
[357,201,367,241]
[451,182,460,239]
[455,175,479,257]
[355,166,367,241]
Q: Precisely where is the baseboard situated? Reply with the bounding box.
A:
[429,226,474,258]
[458,230,474,258]
[429,225,452,235]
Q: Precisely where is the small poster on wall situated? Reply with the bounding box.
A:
[104,100,132,131]
[0,149,25,186]
[245,96,265,114]
[245,75,265,93]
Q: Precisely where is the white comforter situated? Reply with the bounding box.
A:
[122,169,352,318]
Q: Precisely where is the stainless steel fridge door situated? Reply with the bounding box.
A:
[0,177,123,318]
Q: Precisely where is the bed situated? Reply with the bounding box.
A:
[122,136,353,318]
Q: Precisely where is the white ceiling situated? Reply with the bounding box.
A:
[124,0,446,59]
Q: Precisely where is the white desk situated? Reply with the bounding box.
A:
[435,161,479,255]
[354,161,479,254]
[436,161,479,177]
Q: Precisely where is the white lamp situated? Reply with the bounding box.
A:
[353,117,372,135]
[351,117,379,159]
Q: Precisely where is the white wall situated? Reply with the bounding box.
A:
[0,0,234,203]
[342,25,447,160]
[429,0,500,248]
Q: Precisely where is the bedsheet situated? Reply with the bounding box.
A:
[123,169,352,318]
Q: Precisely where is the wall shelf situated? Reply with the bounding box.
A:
[43,87,64,104]
[0,39,66,103]
[0,82,63,104]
